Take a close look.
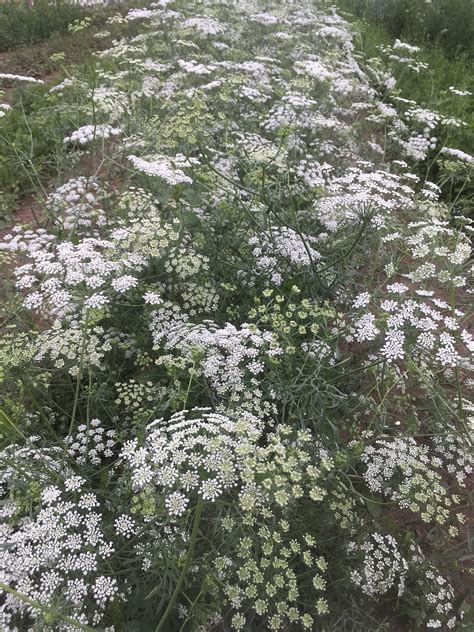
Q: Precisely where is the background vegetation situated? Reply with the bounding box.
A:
[0,0,87,52]
[339,0,474,58]
[338,0,474,218]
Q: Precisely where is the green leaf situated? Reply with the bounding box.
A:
[365,496,383,518]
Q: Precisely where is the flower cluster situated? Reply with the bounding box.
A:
[208,425,334,630]
[47,176,108,236]
[348,282,472,368]
[1,211,180,319]
[361,438,461,524]
[0,72,44,84]
[63,124,121,145]
[348,533,408,597]
[114,379,164,418]
[220,529,329,631]
[0,477,119,630]
[121,408,263,516]
[150,304,282,403]
[249,227,321,285]
[432,433,473,485]
[128,154,196,185]
[66,418,116,465]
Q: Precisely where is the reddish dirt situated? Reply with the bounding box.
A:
[0,47,58,102]
[0,194,40,240]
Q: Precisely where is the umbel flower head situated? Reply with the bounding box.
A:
[121,408,263,516]
[0,477,119,630]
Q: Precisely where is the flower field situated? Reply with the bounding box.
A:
[0,1,472,630]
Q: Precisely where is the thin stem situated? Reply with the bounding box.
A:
[0,582,100,632]
[154,497,204,632]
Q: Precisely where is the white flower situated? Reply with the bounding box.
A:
[200,478,223,501]
[65,476,86,492]
[165,491,189,517]
[381,329,405,362]
[115,514,137,538]
[448,86,472,97]
[144,292,163,305]
[63,124,121,145]
[112,275,138,293]
[92,576,118,608]
[352,292,371,308]
[0,72,44,84]
[85,293,110,309]
[42,485,62,505]
[128,154,193,185]
[441,147,473,163]
[386,283,409,294]
[354,314,379,342]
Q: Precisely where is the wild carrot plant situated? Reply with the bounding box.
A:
[0,1,472,630]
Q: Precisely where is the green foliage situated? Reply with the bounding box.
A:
[0,0,86,52]
[338,1,474,216]
[340,0,474,58]
[0,6,133,220]
[0,85,67,214]
[0,1,472,630]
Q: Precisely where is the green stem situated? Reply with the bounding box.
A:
[450,282,467,424]
[0,582,100,631]
[182,363,196,410]
[59,311,89,477]
[154,497,204,632]
[0,408,27,440]
[179,587,204,632]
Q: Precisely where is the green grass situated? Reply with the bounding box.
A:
[352,20,474,153]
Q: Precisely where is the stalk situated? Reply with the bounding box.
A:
[0,582,99,632]
[154,497,204,632]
